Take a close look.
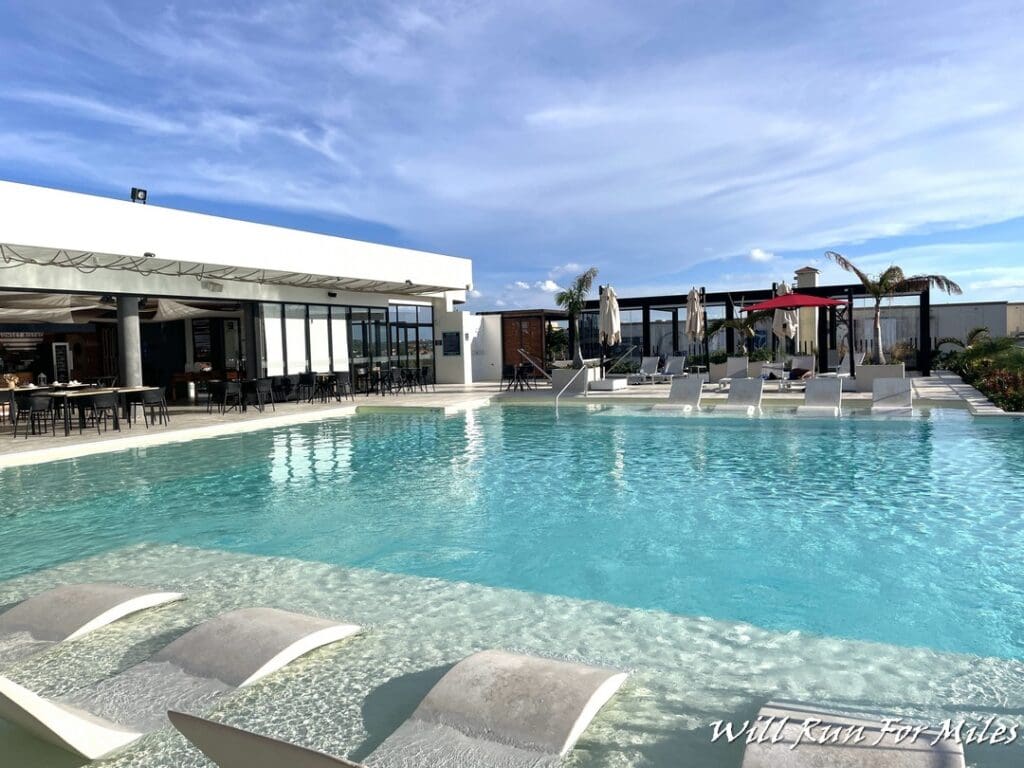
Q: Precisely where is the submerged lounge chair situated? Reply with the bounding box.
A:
[871,378,913,416]
[652,375,703,412]
[741,701,965,767]
[0,607,360,760]
[0,582,183,665]
[796,378,843,417]
[169,649,628,768]
[716,378,763,416]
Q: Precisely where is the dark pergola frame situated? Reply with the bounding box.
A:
[580,282,934,376]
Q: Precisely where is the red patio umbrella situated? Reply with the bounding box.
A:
[741,293,846,312]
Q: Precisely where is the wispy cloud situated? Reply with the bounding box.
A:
[1,0,1023,309]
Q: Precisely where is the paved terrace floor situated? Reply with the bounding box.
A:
[0,373,1011,468]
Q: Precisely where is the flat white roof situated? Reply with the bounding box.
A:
[0,181,472,296]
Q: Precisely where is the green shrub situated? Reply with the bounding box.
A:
[708,350,728,365]
[945,337,1024,412]
[749,347,773,362]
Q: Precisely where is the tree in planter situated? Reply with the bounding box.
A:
[825,251,962,364]
[705,310,773,355]
[554,267,598,368]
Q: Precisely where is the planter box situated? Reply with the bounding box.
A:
[853,363,905,393]
[551,367,598,395]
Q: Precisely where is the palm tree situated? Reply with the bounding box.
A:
[825,251,963,364]
[937,326,990,351]
[554,267,598,368]
[706,310,774,355]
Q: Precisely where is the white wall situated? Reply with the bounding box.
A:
[434,310,476,385]
[471,314,503,382]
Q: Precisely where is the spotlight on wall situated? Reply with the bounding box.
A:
[130,187,148,204]
[143,252,156,258]
[327,291,338,298]
[200,279,224,293]
[404,279,413,286]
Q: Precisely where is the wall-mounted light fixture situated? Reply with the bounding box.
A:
[143,252,156,258]
[327,291,338,298]
[200,280,224,293]
[404,279,413,286]
[130,187,148,204]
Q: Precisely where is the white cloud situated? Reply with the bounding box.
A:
[468,288,483,298]
[748,248,774,263]
[513,280,531,289]
[535,279,561,292]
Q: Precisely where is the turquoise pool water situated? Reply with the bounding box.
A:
[2,405,1023,660]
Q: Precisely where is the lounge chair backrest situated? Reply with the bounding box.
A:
[790,355,815,373]
[638,356,660,375]
[803,378,842,408]
[667,376,702,406]
[662,356,686,376]
[726,377,763,407]
[725,356,748,378]
[872,377,912,408]
[837,350,866,374]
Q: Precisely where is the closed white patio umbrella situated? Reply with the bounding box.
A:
[772,281,798,343]
[599,285,621,347]
[685,287,704,341]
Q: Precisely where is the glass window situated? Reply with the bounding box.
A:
[650,308,674,356]
[308,305,330,373]
[349,308,368,361]
[261,303,284,376]
[369,308,387,359]
[417,305,433,326]
[418,324,434,381]
[330,307,349,371]
[284,304,308,374]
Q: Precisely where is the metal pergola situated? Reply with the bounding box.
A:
[581,282,934,376]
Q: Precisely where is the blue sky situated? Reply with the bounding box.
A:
[2,1,1023,310]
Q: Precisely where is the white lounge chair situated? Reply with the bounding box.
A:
[796,379,842,417]
[741,701,965,767]
[871,377,913,416]
[717,356,749,390]
[0,582,183,665]
[628,356,668,384]
[169,649,627,768]
[820,351,865,379]
[717,378,763,415]
[0,607,360,760]
[651,376,703,412]
[661,355,688,378]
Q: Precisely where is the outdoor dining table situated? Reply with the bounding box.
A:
[45,386,161,435]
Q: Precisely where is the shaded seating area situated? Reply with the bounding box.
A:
[741,701,965,767]
[4,383,169,438]
[0,607,361,760]
[169,649,627,768]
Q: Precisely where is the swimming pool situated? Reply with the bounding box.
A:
[2,404,1023,660]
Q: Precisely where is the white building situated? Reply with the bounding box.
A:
[0,181,477,391]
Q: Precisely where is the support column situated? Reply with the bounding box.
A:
[919,286,931,376]
[816,307,828,373]
[846,288,857,379]
[724,299,735,354]
[243,302,260,379]
[117,295,143,387]
[641,304,651,356]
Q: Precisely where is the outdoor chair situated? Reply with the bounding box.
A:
[501,364,516,390]
[871,377,913,415]
[717,356,749,390]
[334,371,354,401]
[132,387,171,427]
[652,375,703,413]
[628,356,668,384]
[169,649,627,768]
[661,355,688,377]
[820,350,865,379]
[12,395,56,438]
[297,372,316,402]
[206,380,226,413]
[81,392,119,434]
[253,378,275,412]
[717,377,763,416]
[0,608,360,760]
[796,378,843,417]
[420,366,435,392]
[220,381,243,413]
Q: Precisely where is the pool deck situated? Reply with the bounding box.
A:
[0,372,1013,469]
